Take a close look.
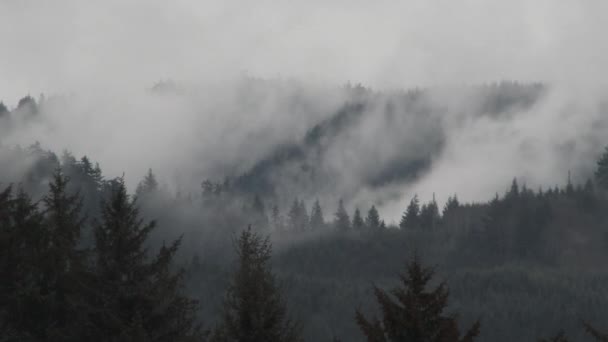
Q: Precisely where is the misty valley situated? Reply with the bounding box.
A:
[2,81,608,342]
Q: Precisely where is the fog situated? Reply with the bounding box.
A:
[2,1,608,221]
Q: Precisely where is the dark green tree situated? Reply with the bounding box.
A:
[356,256,480,342]
[334,199,351,231]
[309,199,325,229]
[419,199,440,230]
[352,208,365,231]
[212,227,301,342]
[40,169,90,341]
[400,195,420,230]
[596,146,608,190]
[92,178,202,341]
[365,205,381,231]
[136,168,159,197]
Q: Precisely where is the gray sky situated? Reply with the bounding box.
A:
[2,0,607,103]
[2,0,608,221]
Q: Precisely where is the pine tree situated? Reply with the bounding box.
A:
[596,146,608,190]
[0,187,50,340]
[288,198,308,232]
[400,195,420,230]
[352,208,365,231]
[334,199,351,231]
[92,178,202,341]
[356,256,480,342]
[442,195,460,217]
[136,168,159,197]
[309,199,325,229]
[419,198,440,230]
[41,169,91,341]
[212,227,301,342]
[365,205,381,231]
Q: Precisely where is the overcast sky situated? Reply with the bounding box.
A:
[2,0,607,103]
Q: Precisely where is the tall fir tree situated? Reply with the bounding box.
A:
[596,146,608,190]
[92,178,202,341]
[400,195,420,229]
[356,256,480,342]
[212,227,301,342]
[334,199,351,231]
[309,199,325,229]
[136,168,159,198]
[352,208,365,231]
[40,169,91,341]
[365,205,381,231]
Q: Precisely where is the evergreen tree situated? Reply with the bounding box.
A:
[442,195,460,217]
[596,146,608,190]
[298,200,309,231]
[0,186,56,340]
[288,198,308,232]
[400,195,420,229]
[365,205,381,231]
[356,256,480,342]
[419,198,440,230]
[40,169,90,341]
[334,199,351,231]
[0,101,8,118]
[309,199,325,229]
[136,168,159,197]
[92,178,202,341]
[212,227,301,342]
[352,208,365,231]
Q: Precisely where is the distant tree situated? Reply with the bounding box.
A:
[16,95,38,116]
[442,195,460,217]
[212,227,301,342]
[136,168,159,197]
[309,199,325,229]
[365,205,381,231]
[92,178,202,341]
[288,198,308,232]
[596,146,608,190]
[352,208,365,231]
[506,178,519,199]
[419,198,440,230]
[0,101,8,118]
[356,256,480,342]
[271,204,283,232]
[400,195,420,229]
[334,199,351,231]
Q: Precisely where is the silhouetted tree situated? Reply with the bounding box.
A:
[212,227,301,342]
[400,195,420,229]
[365,205,381,231]
[136,168,159,197]
[334,199,351,231]
[356,256,480,342]
[92,178,202,341]
[310,199,325,229]
[596,146,608,190]
[352,208,365,231]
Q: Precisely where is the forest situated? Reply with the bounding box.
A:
[2,82,608,342]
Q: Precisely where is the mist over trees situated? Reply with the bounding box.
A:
[2,82,608,341]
